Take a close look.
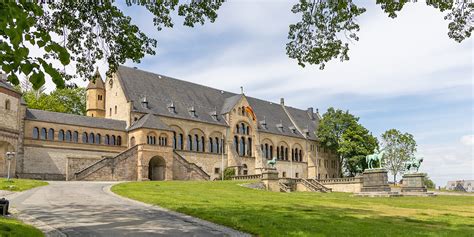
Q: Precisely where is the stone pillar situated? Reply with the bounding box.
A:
[361,168,391,192]
[402,173,427,192]
[262,168,279,192]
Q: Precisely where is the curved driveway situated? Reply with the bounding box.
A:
[10,181,248,237]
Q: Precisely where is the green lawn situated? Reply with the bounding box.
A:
[0,178,48,192]
[0,217,43,237]
[112,181,474,237]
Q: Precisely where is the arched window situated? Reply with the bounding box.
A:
[95,134,101,144]
[179,133,183,150]
[247,138,252,156]
[277,147,280,160]
[285,147,288,160]
[32,127,39,139]
[242,164,248,175]
[73,131,79,143]
[147,134,155,145]
[264,143,270,159]
[105,135,110,145]
[66,130,72,142]
[201,136,205,152]
[111,135,116,145]
[114,105,117,114]
[280,146,284,159]
[40,128,47,140]
[82,132,88,143]
[240,137,245,156]
[109,108,112,116]
[292,148,295,161]
[173,132,177,149]
[117,136,122,146]
[194,134,199,152]
[215,137,220,154]
[48,128,54,140]
[130,137,136,146]
[58,130,64,141]
[209,138,214,153]
[236,124,240,134]
[89,133,95,144]
[5,100,10,110]
[270,145,273,158]
[299,150,303,162]
[188,135,193,150]
[241,123,245,134]
[234,136,239,154]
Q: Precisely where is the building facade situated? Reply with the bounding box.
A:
[0,66,339,181]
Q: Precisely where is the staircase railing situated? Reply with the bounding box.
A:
[307,179,332,193]
[173,151,210,180]
[74,145,138,180]
[279,181,292,193]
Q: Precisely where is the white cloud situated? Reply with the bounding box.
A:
[460,135,474,146]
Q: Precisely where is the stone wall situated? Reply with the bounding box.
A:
[66,157,102,181]
[319,177,363,193]
[21,146,118,180]
[176,150,221,180]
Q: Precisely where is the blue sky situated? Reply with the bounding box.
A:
[59,1,473,186]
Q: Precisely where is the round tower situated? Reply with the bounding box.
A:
[86,69,105,118]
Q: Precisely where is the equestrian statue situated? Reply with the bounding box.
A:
[365,148,385,170]
[267,157,277,168]
[405,156,423,173]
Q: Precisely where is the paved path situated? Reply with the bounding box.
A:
[10,181,248,237]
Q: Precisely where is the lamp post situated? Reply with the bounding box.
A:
[5,152,15,181]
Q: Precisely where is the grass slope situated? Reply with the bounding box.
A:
[0,218,43,237]
[112,181,474,237]
[0,178,48,192]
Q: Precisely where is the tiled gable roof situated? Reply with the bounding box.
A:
[128,113,171,131]
[116,66,320,139]
[25,109,127,131]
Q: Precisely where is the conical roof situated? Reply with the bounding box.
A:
[87,69,105,90]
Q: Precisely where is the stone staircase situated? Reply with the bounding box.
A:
[301,179,332,193]
[173,151,210,180]
[74,145,138,181]
[279,181,292,193]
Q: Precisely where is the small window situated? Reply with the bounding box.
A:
[82,132,88,143]
[73,131,79,143]
[114,105,117,114]
[98,95,103,101]
[109,108,112,116]
[117,136,122,146]
[48,128,54,140]
[95,134,101,144]
[214,168,220,174]
[282,172,286,178]
[66,130,72,141]
[40,128,47,140]
[58,130,64,141]
[32,127,39,139]
[295,173,299,178]
[5,99,10,110]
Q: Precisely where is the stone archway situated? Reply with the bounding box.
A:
[148,156,166,181]
[0,141,15,177]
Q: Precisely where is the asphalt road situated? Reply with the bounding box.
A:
[10,181,247,237]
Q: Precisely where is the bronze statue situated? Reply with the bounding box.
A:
[366,149,385,169]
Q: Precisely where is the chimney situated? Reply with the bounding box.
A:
[307,107,314,120]
[280,98,285,105]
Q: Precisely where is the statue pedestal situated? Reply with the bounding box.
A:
[360,168,391,192]
[402,173,427,192]
[262,168,279,192]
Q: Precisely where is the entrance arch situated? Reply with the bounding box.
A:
[0,141,15,177]
[148,156,166,180]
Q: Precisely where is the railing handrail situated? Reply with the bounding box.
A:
[74,145,139,180]
[173,151,210,180]
[231,174,262,180]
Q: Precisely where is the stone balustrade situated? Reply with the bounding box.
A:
[232,174,262,180]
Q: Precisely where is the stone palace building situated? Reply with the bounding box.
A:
[0,66,339,181]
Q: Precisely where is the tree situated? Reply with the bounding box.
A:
[22,86,86,115]
[340,124,379,176]
[424,176,436,189]
[1,1,472,88]
[381,129,417,183]
[317,107,377,177]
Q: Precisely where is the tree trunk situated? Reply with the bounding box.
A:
[393,174,397,184]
